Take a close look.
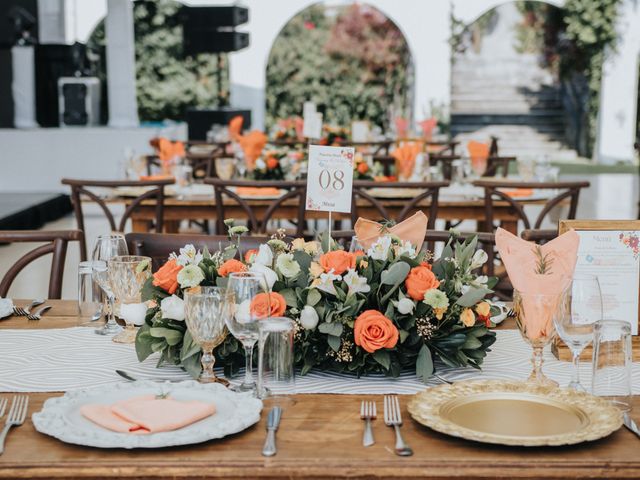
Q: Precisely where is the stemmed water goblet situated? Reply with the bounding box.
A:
[92,261,120,336]
[225,272,270,395]
[184,286,232,385]
[553,274,603,391]
[91,234,128,335]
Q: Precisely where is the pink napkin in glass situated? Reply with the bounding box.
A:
[80,395,216,434]
[495,227,579,339]
[354,211,428,251]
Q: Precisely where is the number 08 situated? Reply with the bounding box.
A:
[318,169,345,191]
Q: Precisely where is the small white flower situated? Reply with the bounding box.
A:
[250,263,278,289]
[160,295,185,321]
[367,235,392,261]
[254,244,274,267]
[234,299,252,324]
[177,264,205,288]
[343,269,371,296]
[300,305,319,330]
[396,297,415,315]
[276,253,301,278]
[311,270,341,295]
[120,302,147,326]
[255,158,267,170]
[472,275,488,287]
[228,225,249,236]
[471,249,488,269]
[175,244,203,266]
[395,240,417,258]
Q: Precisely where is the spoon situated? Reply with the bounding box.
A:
[115,369,188,383]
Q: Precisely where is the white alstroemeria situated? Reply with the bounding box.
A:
[276,253,301,278]
[395,240,417,258]
[254,244,274,267]
[249,263,278,289]
[312,271,341,295]
[472,275,489,287]
[160,295,185,321]
[300,305,319,330]
[471,249,488,269]
[367,235,392,261]
[255,158,267,170]
[460,284,471,295]
[172,244,203,266]
[394,297,415,315]
[343,269,371,296]
[177,264,205,288]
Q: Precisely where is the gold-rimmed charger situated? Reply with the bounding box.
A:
[407,380,622,446]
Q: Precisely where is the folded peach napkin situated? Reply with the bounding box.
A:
[81,395,216,434]
[418,118,437,140]
[238,131,268,170]
[294,116,304,139]
[229,115,244,141]
[139,175,174,182]
[467,140,489,175]
[392,142,421,179]
[496,228,579,340]
[236,187,282,197]
[154,138,186,174]
[503,188,534,198]
[354,211,428,251]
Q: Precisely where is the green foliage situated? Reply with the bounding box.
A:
[265,4,411,131]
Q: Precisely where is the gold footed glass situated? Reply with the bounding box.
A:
[513,289,560,388]
[113,324,138,344]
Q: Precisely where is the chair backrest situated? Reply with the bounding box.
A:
[485,156,515,178]
[520,229,558,244]
[126,232,270,270]
[473,179,590,230]
[205,178,308,236]
[427,154,460,180]
[0,230,83,299]
[62,178,174,260]
[351,180,449,228]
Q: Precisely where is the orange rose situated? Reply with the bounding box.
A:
[266,157,279,169]
[218,259,247,277]
[152,259,183,294]
[357,162,369,174]
[249,292,287,318]
[319,250,356,275]
[405,264,440,301]
[354,310,399,353]
[244,249,258,263]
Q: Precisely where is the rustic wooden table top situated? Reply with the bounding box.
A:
[2,300,640,479]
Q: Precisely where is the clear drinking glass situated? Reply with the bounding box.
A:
[92,234,128,334]
[184,286,232,385]
[78,261,103,325]
[514,289,562,387]
[257,316,296,405]
[592,320,632,411]
[225,272,270,394]
[92,260,121,336]
[349,236,365,254]
[108,255,152,344]
[553,275,603,390]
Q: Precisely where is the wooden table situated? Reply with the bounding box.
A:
[2,300,640,479]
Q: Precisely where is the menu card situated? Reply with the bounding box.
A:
[305,145,354,214]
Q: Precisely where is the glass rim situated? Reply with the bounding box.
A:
[594,319,631,331]
[183,286,232,298]
[228,271,266,279]
[108,255,151,264]
[95,233,125,239]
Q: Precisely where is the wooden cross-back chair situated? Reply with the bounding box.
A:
[126,232,269,270]
[62,178,174,261]
[520,229,558,244]
[0,230,83,299]
[351,180,448,230]
[205,178,307,237]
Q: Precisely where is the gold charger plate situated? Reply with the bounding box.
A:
[407,380,622,447]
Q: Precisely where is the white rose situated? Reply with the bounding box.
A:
[255,158,267,170]
[249,263,278,289]
[300,305,319,330]
[276,253,301,278]
[396,298,415,315]
[120,302,147,326]
[254,244,274,266]
[160,295,185,321]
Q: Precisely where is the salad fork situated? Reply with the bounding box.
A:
[384,395,413,456]
[27,305,51,321]
[360,400,376,447]
[0,398,7,418]
[0,395,29,455]
[13,299,45,317]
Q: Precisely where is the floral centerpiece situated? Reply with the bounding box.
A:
[136,219,497,382]
[272,117,304,141]
[249,150,287,180]
[319,125,351,146]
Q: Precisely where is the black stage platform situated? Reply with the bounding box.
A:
[0,193,72,230]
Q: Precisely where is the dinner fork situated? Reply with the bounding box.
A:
[0,395,29,455]
[27,305,51,321]
[360,400,376,447]
[0,398,7,418]
[13,299,45,317]
[384,395,413,456]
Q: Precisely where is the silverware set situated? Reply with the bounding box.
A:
[0,395,29,455]
[12,299,50,320]
[361,395,412,455]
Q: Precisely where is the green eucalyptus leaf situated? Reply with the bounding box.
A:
[306,288,322,306]
[327,334,341,352]
[150,327,183,346]
[416,344,434,382]
[318,322,343,337]
[455,287,491,307]
[372,349,391,370]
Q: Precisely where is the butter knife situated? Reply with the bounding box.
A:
[623,413,640,438]
[262,406,282,457]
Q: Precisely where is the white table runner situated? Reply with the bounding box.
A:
[1,328,637,394]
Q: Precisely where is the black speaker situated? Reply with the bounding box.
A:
[181,6,248,29]
[187,108,251,141]
[184,30,249,55]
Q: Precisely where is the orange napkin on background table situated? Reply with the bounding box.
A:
[467,140,489,174]
[139,175,174,182]
[238,131,268,170]
[503,188,534,198]
[235,187,282,197]
[229,115,244,141]
[354,211,428,251]
[81,395,216,434]
[154,138,185,174]
[418,118,437,140]
[391,142,421,179]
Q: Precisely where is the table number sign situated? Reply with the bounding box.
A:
[305,145,354,214]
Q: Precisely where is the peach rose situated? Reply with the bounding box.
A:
[357,162,369,174]
[405,264,440,301]
[476,302,491,317]
[249,292,287,318]
[266,157,279,169]
[460,308,476,327]
[152,259,183,294]
[354,310,399,353]
[319,250,355,275]
[218,259,247,277]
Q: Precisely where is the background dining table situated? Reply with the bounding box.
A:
[2,300,640,479]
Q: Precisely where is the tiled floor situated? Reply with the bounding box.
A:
[0,173,638,300]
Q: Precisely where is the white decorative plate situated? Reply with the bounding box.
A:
[32,380,262,449]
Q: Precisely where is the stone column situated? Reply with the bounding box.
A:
[105,0,139,127]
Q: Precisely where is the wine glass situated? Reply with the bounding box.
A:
[553,274,603,391]
[348,236,365,254]
[108,255,152,344]
[91,261,121,336]
[184,286,232,385]
[225,272,270,394]
[92,234,128,335]
[513,289,562,387]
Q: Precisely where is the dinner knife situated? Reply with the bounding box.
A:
[623,413,640,439]
[262,406,282,457]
